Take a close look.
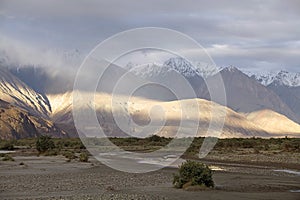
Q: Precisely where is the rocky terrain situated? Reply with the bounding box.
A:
[0,154,299,200]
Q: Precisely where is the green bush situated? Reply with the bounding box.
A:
[43,149,59,156]
[36,136,55,153]
[0,141,14,150]
[2,154,15,161]
[79,152,89,162]
[62,151,76,160]
[173,160,214,189]
[281,140,300,152]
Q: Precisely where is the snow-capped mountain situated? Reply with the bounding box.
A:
[126,62,168,78]
[164,57,200,77]
[126,57,220,79]
[246,70,300,87]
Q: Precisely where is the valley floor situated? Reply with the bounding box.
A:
[0,155,300,200]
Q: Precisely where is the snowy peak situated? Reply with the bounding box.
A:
[125,57,219,78]
[247,70,300,87]
[125,62,168,79]
[163,57,199,77]
[221,66,242,73]
[273,70,300,87]
[163,57,220,78]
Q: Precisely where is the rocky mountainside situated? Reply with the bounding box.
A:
[0,99,66,140]
[267,83,300,120]
[200,67,300,123]
[0,68,67,139]
[0,67,51,117]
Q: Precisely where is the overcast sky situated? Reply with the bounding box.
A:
[0,0,299,73]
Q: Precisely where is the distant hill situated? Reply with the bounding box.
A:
[245,109,300,137]
[47,92,271,138]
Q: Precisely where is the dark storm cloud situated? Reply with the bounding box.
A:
[0,0,299,72]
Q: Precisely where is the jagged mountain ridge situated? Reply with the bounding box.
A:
[245,70,300,87]
[126,57,220,79]
[127,58,300,88]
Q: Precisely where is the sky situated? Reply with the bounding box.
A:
[0,0,300,73]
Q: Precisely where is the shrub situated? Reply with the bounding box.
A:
[173,160,214,189]
[263,143,270,151]
[2,154,15,161]
[0,141,14,150]
[79,152,89,162]
[62,151,76,160]
[241,140,255,148]
[43,149,59,156]
[281,140,300,152]
[36,136,55,153]
[253,146,260,154]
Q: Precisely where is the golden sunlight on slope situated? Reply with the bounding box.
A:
[246,109,300,137]
[48,92,270,138]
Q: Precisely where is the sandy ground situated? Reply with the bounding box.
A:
[0,155,300,200]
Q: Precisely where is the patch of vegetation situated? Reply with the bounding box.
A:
[281,139,300,152]
[62,150,77,160]
[55,138,85,150]
[36,136,55,153]
[79,152,89,162]
[1,154,15,161]
[173,160,214,189]
[1,137,299,163]
[0,140,14,150]
[109,135,171,151]
[43,149,59,156]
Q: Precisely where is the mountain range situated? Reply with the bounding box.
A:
[125,58,300,123]
[0,57,300,139]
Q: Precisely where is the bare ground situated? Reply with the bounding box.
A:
[0,155,299,200]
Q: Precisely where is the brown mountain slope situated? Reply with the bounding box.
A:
[0,99,67,140]
[245,109,300,137]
